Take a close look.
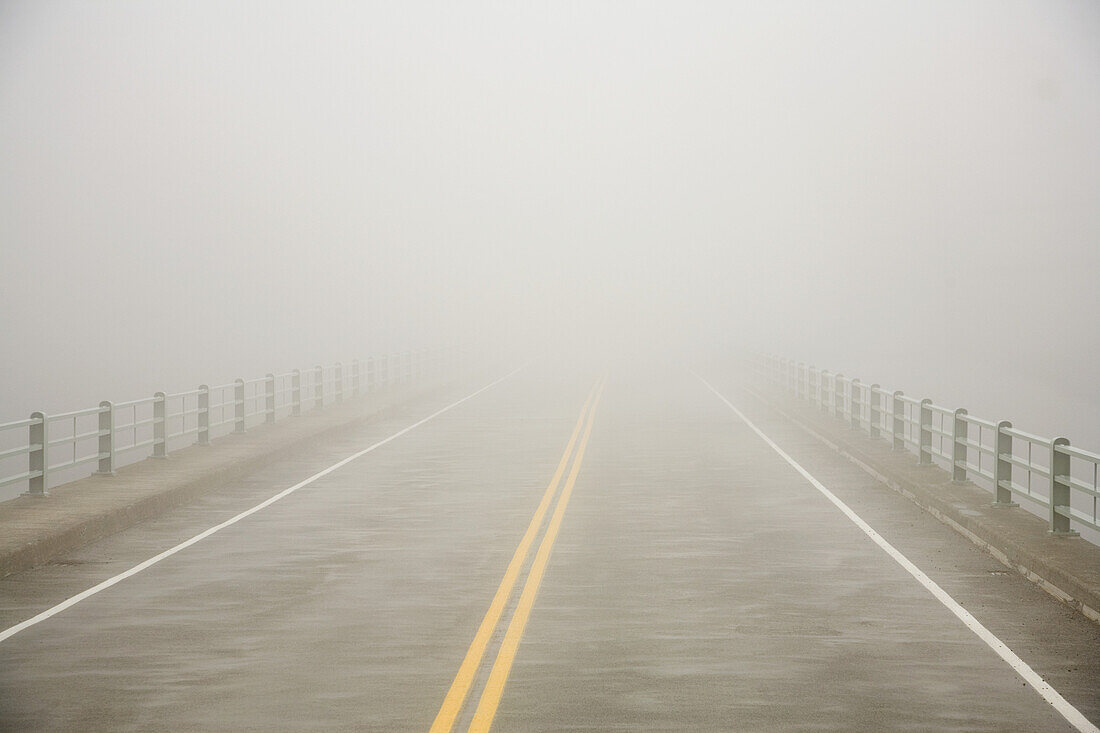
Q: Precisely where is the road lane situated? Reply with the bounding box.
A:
[0,366,596,731]
[488,365,1095,732]
[467,379,605,732]
[431,382,599,733]
[0,368,523,644]
[696,373,1096,733]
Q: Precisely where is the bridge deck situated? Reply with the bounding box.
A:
[1,365,1098,731]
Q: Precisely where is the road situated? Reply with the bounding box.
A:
[2,362,1098,731]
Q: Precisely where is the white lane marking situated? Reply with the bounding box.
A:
[0,368,524,644]
[694,373,1099,733]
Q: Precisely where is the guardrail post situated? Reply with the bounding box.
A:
[335,362,344,402]
[833,374,844,417]
[850,379,862,430]
[381,355,390,390]
[366,357,376,393]
[197,385,211,443]
[26,412,47,496]
[868,385,881,439]
[265,374,276,424]
[796,362,805,400]
[993,420,1016,506]
[952,408,968,482]
[351,359,361,397]
[808,366,818,405]
[892,392,905,450]
[1050,437,1078,536]
[820,371,830,412]
[153,392,167,457]
[234,379,246,433]
[291,370,302,417]
[96,401,115,473]
[919,398,933,464]
[314,365,324,408]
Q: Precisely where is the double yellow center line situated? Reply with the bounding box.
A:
[430,379,606,733]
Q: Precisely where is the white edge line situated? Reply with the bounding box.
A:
[0,366,525,644]
[741,385,1100,625]
[693,371,1099,733]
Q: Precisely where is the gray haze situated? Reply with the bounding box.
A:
[2,1,1098,447]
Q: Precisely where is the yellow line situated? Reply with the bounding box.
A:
[468,380,605,733]
[429,384,598,733]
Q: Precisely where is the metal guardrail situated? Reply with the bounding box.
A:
[756,354,1100,538]
[0,346,458,497]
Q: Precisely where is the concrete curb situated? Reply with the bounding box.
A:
[743,385,1100,626]
[0,378,474,579]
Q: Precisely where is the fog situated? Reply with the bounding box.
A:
[2,1,1098,447]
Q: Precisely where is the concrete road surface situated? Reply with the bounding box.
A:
[2,362,1098,731]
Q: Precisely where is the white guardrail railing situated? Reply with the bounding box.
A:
[0,346,458,498]
[756,354,1100,539]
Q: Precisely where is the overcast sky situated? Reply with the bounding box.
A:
[1,1,1098,443]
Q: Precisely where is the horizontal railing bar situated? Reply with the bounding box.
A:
[0,471,37,488]
[48,406,107,420]
[46,428,100,446]
[114,397,157,409]
[208,382,237,391]
[1054,474,1100,499]
[1059,505,1100,531]
[116,439,155,453]
[1002,427,1052,445]
[958,414,998,429]
[0,417,42,431]
[0,444,33,460]
[115,418,156,431]
[961,462,993,480]
[962,438,992,453]
[999,453,1050,477]
[930,446,951,459]
[48,453,101,471]
[1010,488,1049,507]
[1055,444,1100,463]
[163,389,202,399]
